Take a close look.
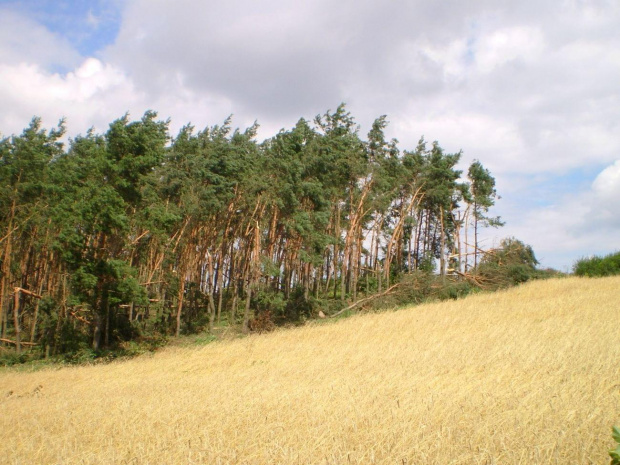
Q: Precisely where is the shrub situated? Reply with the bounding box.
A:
[248,310,276,333]
[283,286,316,322]
[573,251,620,277]
[0,350,32,367]
[474,237,540,288]
[610,426,620,465]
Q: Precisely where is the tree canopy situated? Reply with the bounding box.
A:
[0,106,506,358]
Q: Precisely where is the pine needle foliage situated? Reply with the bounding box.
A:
[0,106,509,360]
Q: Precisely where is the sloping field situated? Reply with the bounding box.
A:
[1,277,619,464]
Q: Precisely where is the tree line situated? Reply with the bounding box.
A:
[0,105,502,357]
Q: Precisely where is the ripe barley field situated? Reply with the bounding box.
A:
[1,277,619,464]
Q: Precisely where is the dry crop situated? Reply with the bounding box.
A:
[1,276,619,464]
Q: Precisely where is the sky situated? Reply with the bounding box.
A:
[0,0,618,271]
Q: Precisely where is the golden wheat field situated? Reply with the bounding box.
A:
[1,277,619,465]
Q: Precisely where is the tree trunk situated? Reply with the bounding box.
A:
[13,288,21,355]
[92,312,102,351]
[175,278,186,337]
[474,200,479,269]
[104,298,110,347]
[208,292,216,334]
[242,284,252,334]
[440,206,446,279]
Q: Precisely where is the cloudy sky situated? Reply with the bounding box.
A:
[1,0,618,271]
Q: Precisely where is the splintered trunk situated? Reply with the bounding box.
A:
[375,219,382,293]
[452,210,463,274]
[340,257,347,302]
[30,279,44,343]
[216,279,224,325]
[474,200,479,269]
[92,278,107,351]
[352,226,364,301]
[424,209,431,257]
[385,186,424,287]
[0,235,12,342]
[464,208,470,272]
[304,262,310,300]
[439,206,446,279]
[0,273,8,342]
[243,217,262,334]
[1,197,17,343]
[175,278,186,338]
[206,252,216,333]
[104,298,111,347]
[207,292,216,334]
[230,278,238,325]
[242,252,253,334]
[333,204,341,300]
[13,288,21,354]
[324,249,332,295]
[314,266,321,299]
[242,283,252,334]
[92,311,103,351]
[414,211,423,271]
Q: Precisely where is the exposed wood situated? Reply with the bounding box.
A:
[14,287,42,299]
[0,338,37,347]
[330,283,401,319]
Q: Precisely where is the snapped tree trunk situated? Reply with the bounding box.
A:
[175,278,186,338]
[13,288,21,354]
[242,283,252,334]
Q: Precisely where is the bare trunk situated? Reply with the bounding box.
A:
[440,206,446,279]
[13,288,21,354]
[474,200,479,269]
[464,208,470,272]
[242,284,252,334]
[175,278,186,337]
[208,292,216,333]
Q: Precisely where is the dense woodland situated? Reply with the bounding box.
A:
[0,105,505,358]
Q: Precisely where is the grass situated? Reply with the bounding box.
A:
[0,276,619,464]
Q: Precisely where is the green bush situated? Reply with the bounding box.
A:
[573,251,620,277]
[610,426,620,465]
[363,271,477,312]
[474,237,540,288]
[0,350,33,367]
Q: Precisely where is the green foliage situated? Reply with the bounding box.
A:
[610,426,620,465]
[253,289,286,320]
[475,237,540,288]
[284,286,317,323]
[418,251,436,273]
[0,106,508,364]
[365,271,477,311]
[0,350,33,367]
[573,251,620,277]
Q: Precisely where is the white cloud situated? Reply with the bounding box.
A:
[487,158,620,270]
[473,26,546,74]
[593,159,620,197]
[0,59,139,137]
[0,0,619,269]
[0,57,239,139]
[0,8,81,70]
[590,159,620,228]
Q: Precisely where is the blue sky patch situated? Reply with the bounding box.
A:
[1,0,122,56]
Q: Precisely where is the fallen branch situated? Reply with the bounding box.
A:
[69,312,91,325]
[330,283,401,318]
[130,230,150,246]
[13,287,42,299]
[0,338,37,347]
[454,270,487,289]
